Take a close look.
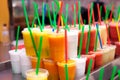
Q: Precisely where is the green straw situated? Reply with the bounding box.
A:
[78,1,81,30]
[65,4,69,30]
[118,70,120,79]
[94,26,98,51]
[74,4,76,27]
[46,4,52,27]
[86,59,93,80]
[15,25,20,52]
[64,64,69,80]
[36,36,43,75]
[78,25,84,58]
[53,0,60,10]
[116,6,120,21]
[52,1,57,29]
[86,25,91,54]
[110,66,117,80]
[89,3,94,25]
[100,6,103,21]
[99,67,104,80]
[33,2,42,32]
[31,17,36,28]
[42,2,45,28]
[21,0,38,57]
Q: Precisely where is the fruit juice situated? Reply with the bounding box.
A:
[35,29,52,59]
[29,57,44,68]
[115,42,120,56]
[82,54,95,72]
[22,28,39,57]
[78,29,88,54]
[109,22,120,42]
[67,30,78,58]
[57,60,76,80]
[89,51,103,68]
[48,32,65,62]
[89,27,96,51]
[43,58,59,80]
[71,57,86,80]
[26,69,49,80]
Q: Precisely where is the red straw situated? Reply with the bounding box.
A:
[65,30,68,63]
[76,1,78,24]
[97,3,101,24]
[57,1,63,33]
[104,5,106,15]
[88,4,90,24]
[80,14,83,24]
[110,5,114,21]
[92,9,95,25]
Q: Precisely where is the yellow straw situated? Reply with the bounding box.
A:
[116,22,120,42]
[59,1,64,27]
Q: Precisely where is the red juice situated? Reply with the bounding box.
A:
[115,42,120,56]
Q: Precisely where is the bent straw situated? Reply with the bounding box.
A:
[86,59,93,80]
[31,17,36,28]
[99,67,104,80]
[78,25,84,58]
[46,4,52,27]
[21,0,38,57]
[42,2,45,29]
[33,2,42,32]
[36,36,43,75]
[110,66,117,80]
[15,25,20,52]
[96,24,103,49]
[78,1,81,30]
[64,64,69,80]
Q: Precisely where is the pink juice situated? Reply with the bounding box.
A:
[109,22,120,42]
[115,42,120,56]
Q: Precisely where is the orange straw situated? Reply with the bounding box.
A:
[97,3,101,24]
[116,22,120,42]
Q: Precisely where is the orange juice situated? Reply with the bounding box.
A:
[48,32,65,62]
[36,29,51,59]
[26,69,49,80]
[22,28,39,57]
[57,60,76,80]
[29,57,44,68]
[43,58,59,80]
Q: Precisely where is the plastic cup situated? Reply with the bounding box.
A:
[29,57,44,68]
[82,54,95,72]
[109,22,120,42]
[20,48,31,78]
[43,58,59,80]
[26,68,49,80]
[115,42,120,56]
[22,28,39,57]
[57,60,76,80]
[9,49,21,74]
[89,51,103,68]
[35,29,51,59]
[78,29,88,54]
[48,32,65,62]
[67,30,78,58]
[71,57,86,80]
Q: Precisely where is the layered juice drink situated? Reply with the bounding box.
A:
[29,57,44,68]
[57,60,76,80]
[43,58,59,80]
[71,57,86,80]
[35,29,51,59]
[82,54,95,72]
[26,69,49,80]
[115,42,120,56]
[67,30,78,58]
[48,32,65,62]
[109,22,120,42]
[22,28,39,57]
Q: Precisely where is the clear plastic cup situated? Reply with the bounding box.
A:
[71,57,86,80]
[26,68,49,80]
[9,49,21,74]
[20,48,31,78]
